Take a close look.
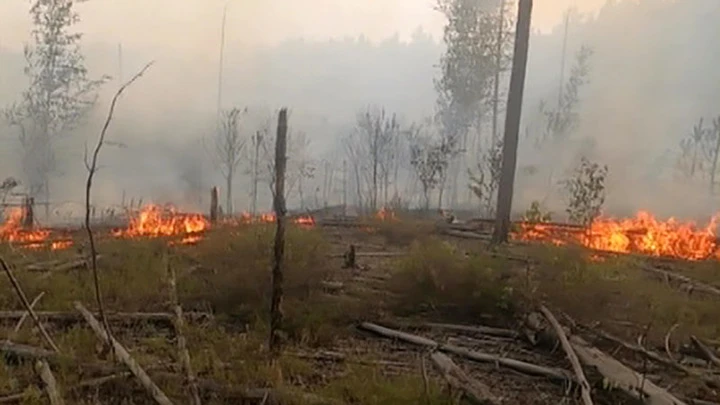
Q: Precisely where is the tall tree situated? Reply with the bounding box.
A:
[3,0,108,212]
[435,0,499,208]
[492,0,533,244]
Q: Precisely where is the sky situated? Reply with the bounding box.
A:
[0,0,604,53]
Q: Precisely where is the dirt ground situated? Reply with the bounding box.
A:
[0,218,718,404]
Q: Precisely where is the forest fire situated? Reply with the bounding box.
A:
[376,207,397,221]
[512,211,720,261]
[113,204,209,244]
[0,208,59,249]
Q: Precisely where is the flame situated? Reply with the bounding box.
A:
[512,211,720,261]
[114,204,209,244]
[229,212,315,227]
[376,207,397,221]
[0,208,70,250]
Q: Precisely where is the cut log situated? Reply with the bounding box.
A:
[74,301,174,405]
[430,351,499,404]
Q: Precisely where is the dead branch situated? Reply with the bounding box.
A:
[430,351,499,404]
[34,359,64,405]
[328,251,404,258]
[640,265,720,298]
[287,350,410,368]
[84,61,154,359]
[416,322,519,339]
[74,301,174,405]
[165,253,201,405]
[664,323,679,361]
[0,257,59,352]
[690,336,720,368]
[10,291,44,339]
[359,322,573,382]
[26,256,102,272]
[524,313,688,405]
[539,305,594,405]
[441,344,573,383]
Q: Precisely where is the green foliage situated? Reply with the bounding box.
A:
[535,45,593,146]
[523,200,552,223]
[563,156,607,225]
[468,139,503,216]
[3,0,108,197]
[408,124,453,210]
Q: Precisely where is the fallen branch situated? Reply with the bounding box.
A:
[539,305,594,405]
[34,360,64,405]
[328,251,404,258]
[640,265,720,298]
[430,351,499,404]
[525,313,687,405]
[414,322,519,339]
[10,291,45,339]
[690,336,720,368]
[287,350,410,368]
[26,256,102,272]
[74,301,174,405]
[0,257,59,352]
[359,322,574,383]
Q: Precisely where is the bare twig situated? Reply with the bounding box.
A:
[0,258,59,352]
[74,301,173,405]
[84,61,154,358]
[539,305,594,405]
[10,291,45,337]
[165,252,201,405]
[664,323,679,361]
[430,351,499,404]
[420,354,430,404]
[34,359,64,405]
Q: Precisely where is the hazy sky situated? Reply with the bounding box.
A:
[0,0,603,53]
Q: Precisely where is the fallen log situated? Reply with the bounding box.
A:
[74,301,174,405]
[26,256,102,272]
[438,229,492,240]
[540,305,594,405]
[359,322,574,383]
[34,359,64,405]
[524,313,688,405]
[640,265,720,298]
[430,351,499,404]
[414,322,519,339]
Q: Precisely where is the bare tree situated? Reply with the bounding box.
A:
[677,116,720,194]
[344,106,399,212]
[408,124,453,210]
[209,107,247,215]
[3,0,108,213]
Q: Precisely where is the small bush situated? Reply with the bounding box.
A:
[387,238,515,320]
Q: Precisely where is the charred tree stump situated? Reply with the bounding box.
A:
[22,197,34,229]
[270,108,288,356]
[209,187,219,223]
[342,244,356,269]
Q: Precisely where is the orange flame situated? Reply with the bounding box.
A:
[230,212,315,227]
[513,211,720,261]
[114,204,209,244]
[376,207,397,221]
[0,208,70,250]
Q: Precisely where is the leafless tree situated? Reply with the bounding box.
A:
[209,107,247,215]
[4,0,108,213]
[407,124,453,210]
[344,106,399,212]
[677,116,720,194]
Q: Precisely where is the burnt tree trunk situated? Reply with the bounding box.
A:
[270,108,288,355]
[23,197,34,229]
[492,0,533,244]
[210,187,219,223]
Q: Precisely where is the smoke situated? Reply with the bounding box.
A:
[0,0,718,222]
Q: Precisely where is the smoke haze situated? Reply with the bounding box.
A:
[0,0,718,221]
